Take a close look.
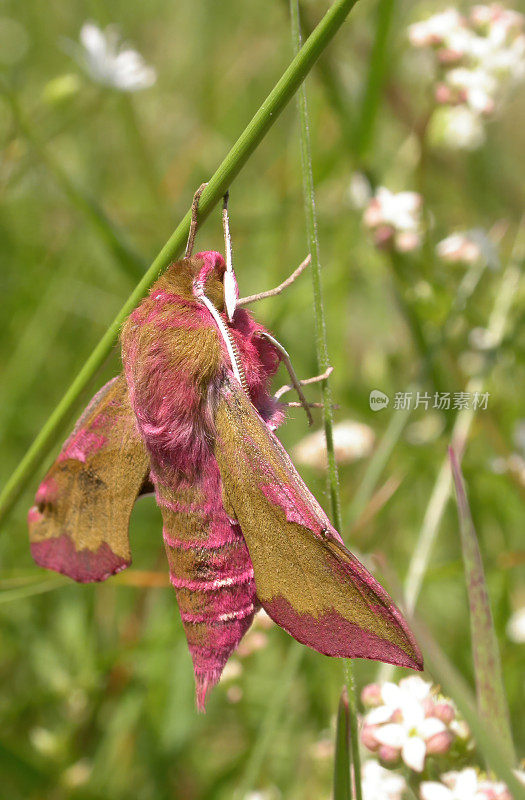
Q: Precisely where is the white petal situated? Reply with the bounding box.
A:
[374,723,406,749]
[402,736,426,772]
[380,682,402,707]
[400,697,425,728]
[419,716,446,739]
[399,675,432,701]
[365,705,394,725]
[420,782,453,800]
[80,23,106,59]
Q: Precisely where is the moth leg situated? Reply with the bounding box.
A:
[257,331,314,426]
[185,182,208,258]
[274,366,334,400]
[236,254,311,307]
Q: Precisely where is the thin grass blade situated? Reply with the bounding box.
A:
[449,447,515,763]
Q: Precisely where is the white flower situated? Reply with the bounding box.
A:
[506,606,525,643]
[362,760,406,800]
[363,677,452,773]
[293,420,375,470]
[421,767,514,800]
[436,232,483,264]
[408,9,464,48]
[429,106,486,150]
[365,188,421,232]
[374,702,445,771]
[363,188,423,252]
[446,66,497,112]
[72,22,156,91]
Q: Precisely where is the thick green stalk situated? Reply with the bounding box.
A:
[0,0,359,526]
[333,688,352,800]
[290,3,361,799]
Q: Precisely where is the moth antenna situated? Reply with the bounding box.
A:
[274,366,334,400]
[222,191,238,322]
[237,254,311,307]
[185,182,208,258]
[258,331,314,426]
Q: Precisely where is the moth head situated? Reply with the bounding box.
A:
[191,250,238,320]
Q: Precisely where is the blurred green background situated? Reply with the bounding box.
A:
[0,0,524,798]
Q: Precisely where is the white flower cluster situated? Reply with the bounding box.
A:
[436,231,485,264]
[363,187,423,252]
[409,5,525,148]
[360,677,465,773]
[420,766,522,800]
[362,759,407,800]
[71,23,157,92]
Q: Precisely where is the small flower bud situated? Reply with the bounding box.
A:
[432,702,456,724]
[378,744,400,764]
[361,683,382,708]
[425,730,454,755]
[361,724,380,751]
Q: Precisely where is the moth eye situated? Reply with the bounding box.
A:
[320,527,330,539]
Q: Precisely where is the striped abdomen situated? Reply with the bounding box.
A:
[154,463,258,710]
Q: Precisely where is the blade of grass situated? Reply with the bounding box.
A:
[4,89,146,280]
[352,0,396,162]
[449,447,515,763]
[290,2,361,797]
[334,687,352,800]
[0,0,359,527]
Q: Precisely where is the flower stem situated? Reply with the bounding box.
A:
[289,2,361,799]
[0,0,359,527]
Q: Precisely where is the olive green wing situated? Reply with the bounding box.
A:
[214,381,422,670]
[28,375,151,582]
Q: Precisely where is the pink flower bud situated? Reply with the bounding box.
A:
[378,744,400,764]
[433,702,455,724]
[435,82,454,104]
[438,48,463,64]
[361,724,380,751]
[374,224,395,249]
[425,730,454,755]
[361,683,382,708]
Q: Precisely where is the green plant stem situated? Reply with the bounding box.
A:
[290,3,361,799]
[334,687,352,800]
[5,91,145,280]
[0,0,359,526]
[352,0,396,162]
